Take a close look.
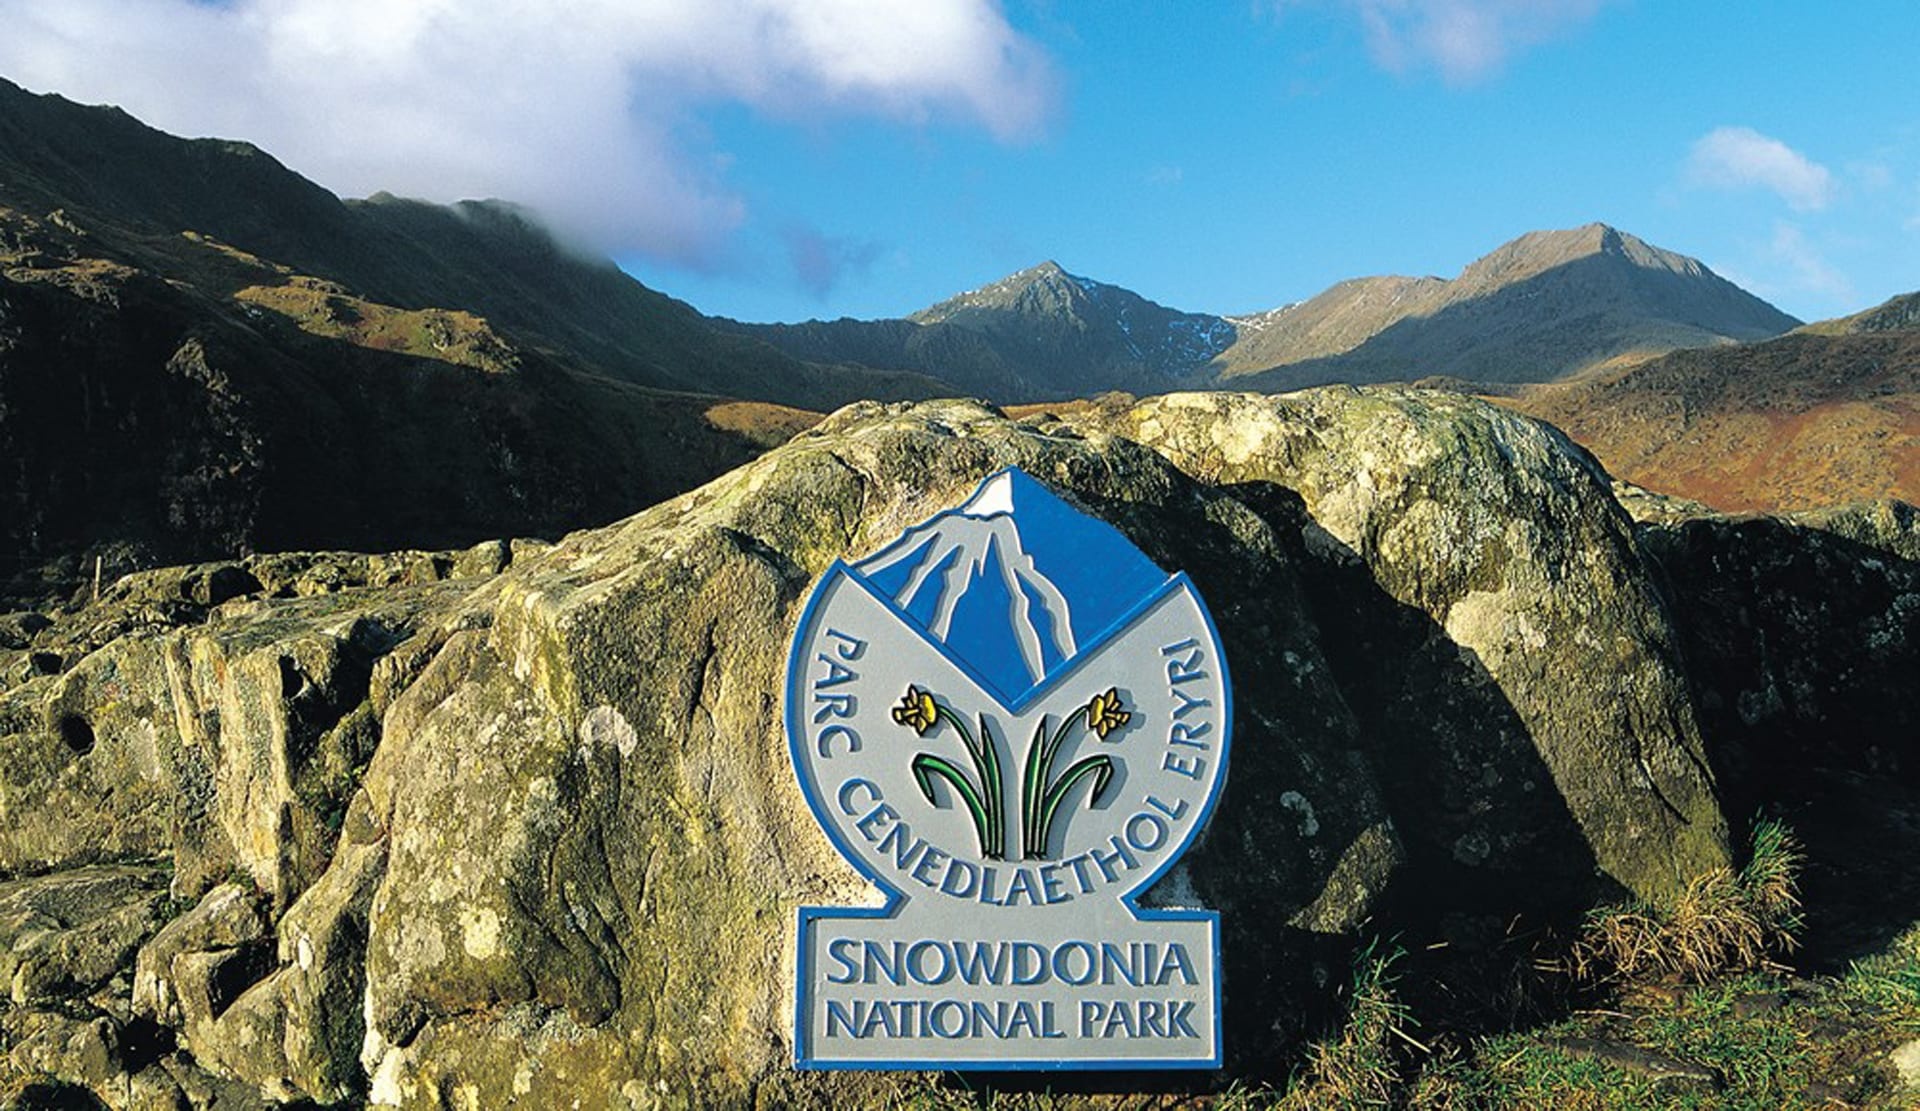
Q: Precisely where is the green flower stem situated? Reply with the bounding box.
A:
[910,754,995,857]
[1022,718,1049,859]
[976,713,1006,859]
[1036,755,1115,854]
[926,703,1005,859]
[1021,705,1091,859]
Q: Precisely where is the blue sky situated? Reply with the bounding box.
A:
[625,1,1919,324]
[2,1,1914,325]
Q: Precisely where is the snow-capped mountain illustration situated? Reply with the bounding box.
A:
[853,469,1171,703]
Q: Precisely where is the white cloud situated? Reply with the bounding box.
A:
[1705,223,1854,319]
[0,0,1055,267]
[1289,0,1609,84]
[1686,127,1835,212]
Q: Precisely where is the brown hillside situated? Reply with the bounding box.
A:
[1215,224,1798,388]
[1510,328,1920,512]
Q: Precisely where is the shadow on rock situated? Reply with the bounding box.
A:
[1642,506,1920,967]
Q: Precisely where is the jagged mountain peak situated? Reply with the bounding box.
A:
[779,260,1238,400]
[1212,222,1797,387]
[911,259,1100,323]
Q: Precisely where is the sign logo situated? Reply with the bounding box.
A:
[786,468,1232,1070]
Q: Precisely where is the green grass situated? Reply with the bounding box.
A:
[1847,921,1920,1016]
[841,820,1920,1111]
[864,922,1920,1110]
[1414,944,1920,1109]
[1271,936,1419,1110]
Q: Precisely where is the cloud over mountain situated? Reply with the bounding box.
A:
[0,0,1055,266]
[1687,126,1835,212]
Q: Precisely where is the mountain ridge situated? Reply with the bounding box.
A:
[1209,222,1800,387]
[0,75,945,412]
[727,259,1232,402]
[0,77,869,585]
[736,222,1800,401]
[1509,296,1920,510]
[0,74,1886,582]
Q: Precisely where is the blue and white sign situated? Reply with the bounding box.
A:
[786,468,1233,1070]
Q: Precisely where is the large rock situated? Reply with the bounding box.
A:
[1632,498,1920,805]
[0,390,1752,1105]
[352,397,1400,1102]
[1080,390,1729,910]
[0,579,481,902]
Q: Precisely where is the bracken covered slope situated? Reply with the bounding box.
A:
[1510,295,1920,511]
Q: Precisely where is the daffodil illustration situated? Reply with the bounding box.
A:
[890,682,1137,861]
[1087,687,1131,739]
[891,685,1006,859]
[1019,687,1134,859]
[891,685,938,735]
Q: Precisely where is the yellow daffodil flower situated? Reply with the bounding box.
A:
[892,685,938,735]
[1087,687,1131,739]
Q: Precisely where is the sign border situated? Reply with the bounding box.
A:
[785,470,1235,1071]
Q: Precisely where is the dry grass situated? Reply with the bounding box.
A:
[702,400,824,447]
[233,279,520,373]
[1564,819,1804,987]
[1272,938,1421,1110]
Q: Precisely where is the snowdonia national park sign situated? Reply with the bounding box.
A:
[785,468,1233,1070]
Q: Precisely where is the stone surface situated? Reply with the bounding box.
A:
[1891,1037,1920,1093]
[132,883,271,1029]
[1635,499,1920,807]
[0,579,481,900]
[1078,389,1730,910]
[3,389,1865,1106]
[0,866,169,1005]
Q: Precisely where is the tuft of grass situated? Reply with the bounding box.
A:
[1275,937,1423,1110]
[1843,920,1920,1017]
[1564,818,1803,987]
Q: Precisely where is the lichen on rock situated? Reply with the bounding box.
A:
[0,388,1857,1106]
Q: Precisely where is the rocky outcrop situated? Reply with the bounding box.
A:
[1630,498,1920,804]
[0,388,1852,1106]
[1080,389,1729,910]
[0,199,821,606]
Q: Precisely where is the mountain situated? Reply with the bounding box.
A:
[1212,224,1800,388]
[0,77,943,412]
[729,261,1233,402]
[1509,289,1920,510]
[735,226,1798,401]
[0,77,915,591]
[851,468,1168,702]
